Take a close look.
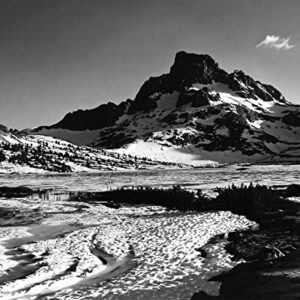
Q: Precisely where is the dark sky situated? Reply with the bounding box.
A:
[0,0,299,129]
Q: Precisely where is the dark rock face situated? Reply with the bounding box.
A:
[37,100,132,131]
[170,51,223,85]
[93,129,136,148]
[177,87,220,108]
[217,250,300,299]
[129,51,225,113]
[282,111,300,127]
[0,124,8,132]
[191,90,211,107]
[125,51,288,116]
[226,70,287,103]
[228,70,255,92]
[264,84,286,102]
[127,79,160,114]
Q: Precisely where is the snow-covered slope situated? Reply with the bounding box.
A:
[33,51,300,164]
[0,130,182,173]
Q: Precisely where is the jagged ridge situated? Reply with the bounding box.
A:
[33,51,300,164]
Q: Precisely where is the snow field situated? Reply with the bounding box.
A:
[0,197,256,300]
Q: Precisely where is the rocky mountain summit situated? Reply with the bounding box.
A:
[34,51,300,165]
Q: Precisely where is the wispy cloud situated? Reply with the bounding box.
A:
[256,35,295,50]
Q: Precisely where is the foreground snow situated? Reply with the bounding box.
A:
[0,193,256,300]
[1,165,299,299]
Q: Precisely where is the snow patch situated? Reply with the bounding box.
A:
[188,83,208,91]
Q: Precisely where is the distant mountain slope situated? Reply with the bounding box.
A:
[0,129,181,173]
[33,51,300,164]
[44,100,132,131]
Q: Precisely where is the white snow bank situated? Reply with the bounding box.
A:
[111,139,273,165]
[112,140,218,166]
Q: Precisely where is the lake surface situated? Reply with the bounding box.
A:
[0,164,299,193]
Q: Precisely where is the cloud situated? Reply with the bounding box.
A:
[256,35,295,50]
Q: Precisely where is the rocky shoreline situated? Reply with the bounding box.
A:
[192,184,300,299]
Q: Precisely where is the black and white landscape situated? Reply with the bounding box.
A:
[0,1,300,299]
[34,51,300,165]
[1,51,300,172]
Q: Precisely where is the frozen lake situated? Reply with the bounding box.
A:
[0,164,299,193]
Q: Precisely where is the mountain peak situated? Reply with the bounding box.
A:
[170,51,221,83]
[171,51,218,69]
[32,50,299,165]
